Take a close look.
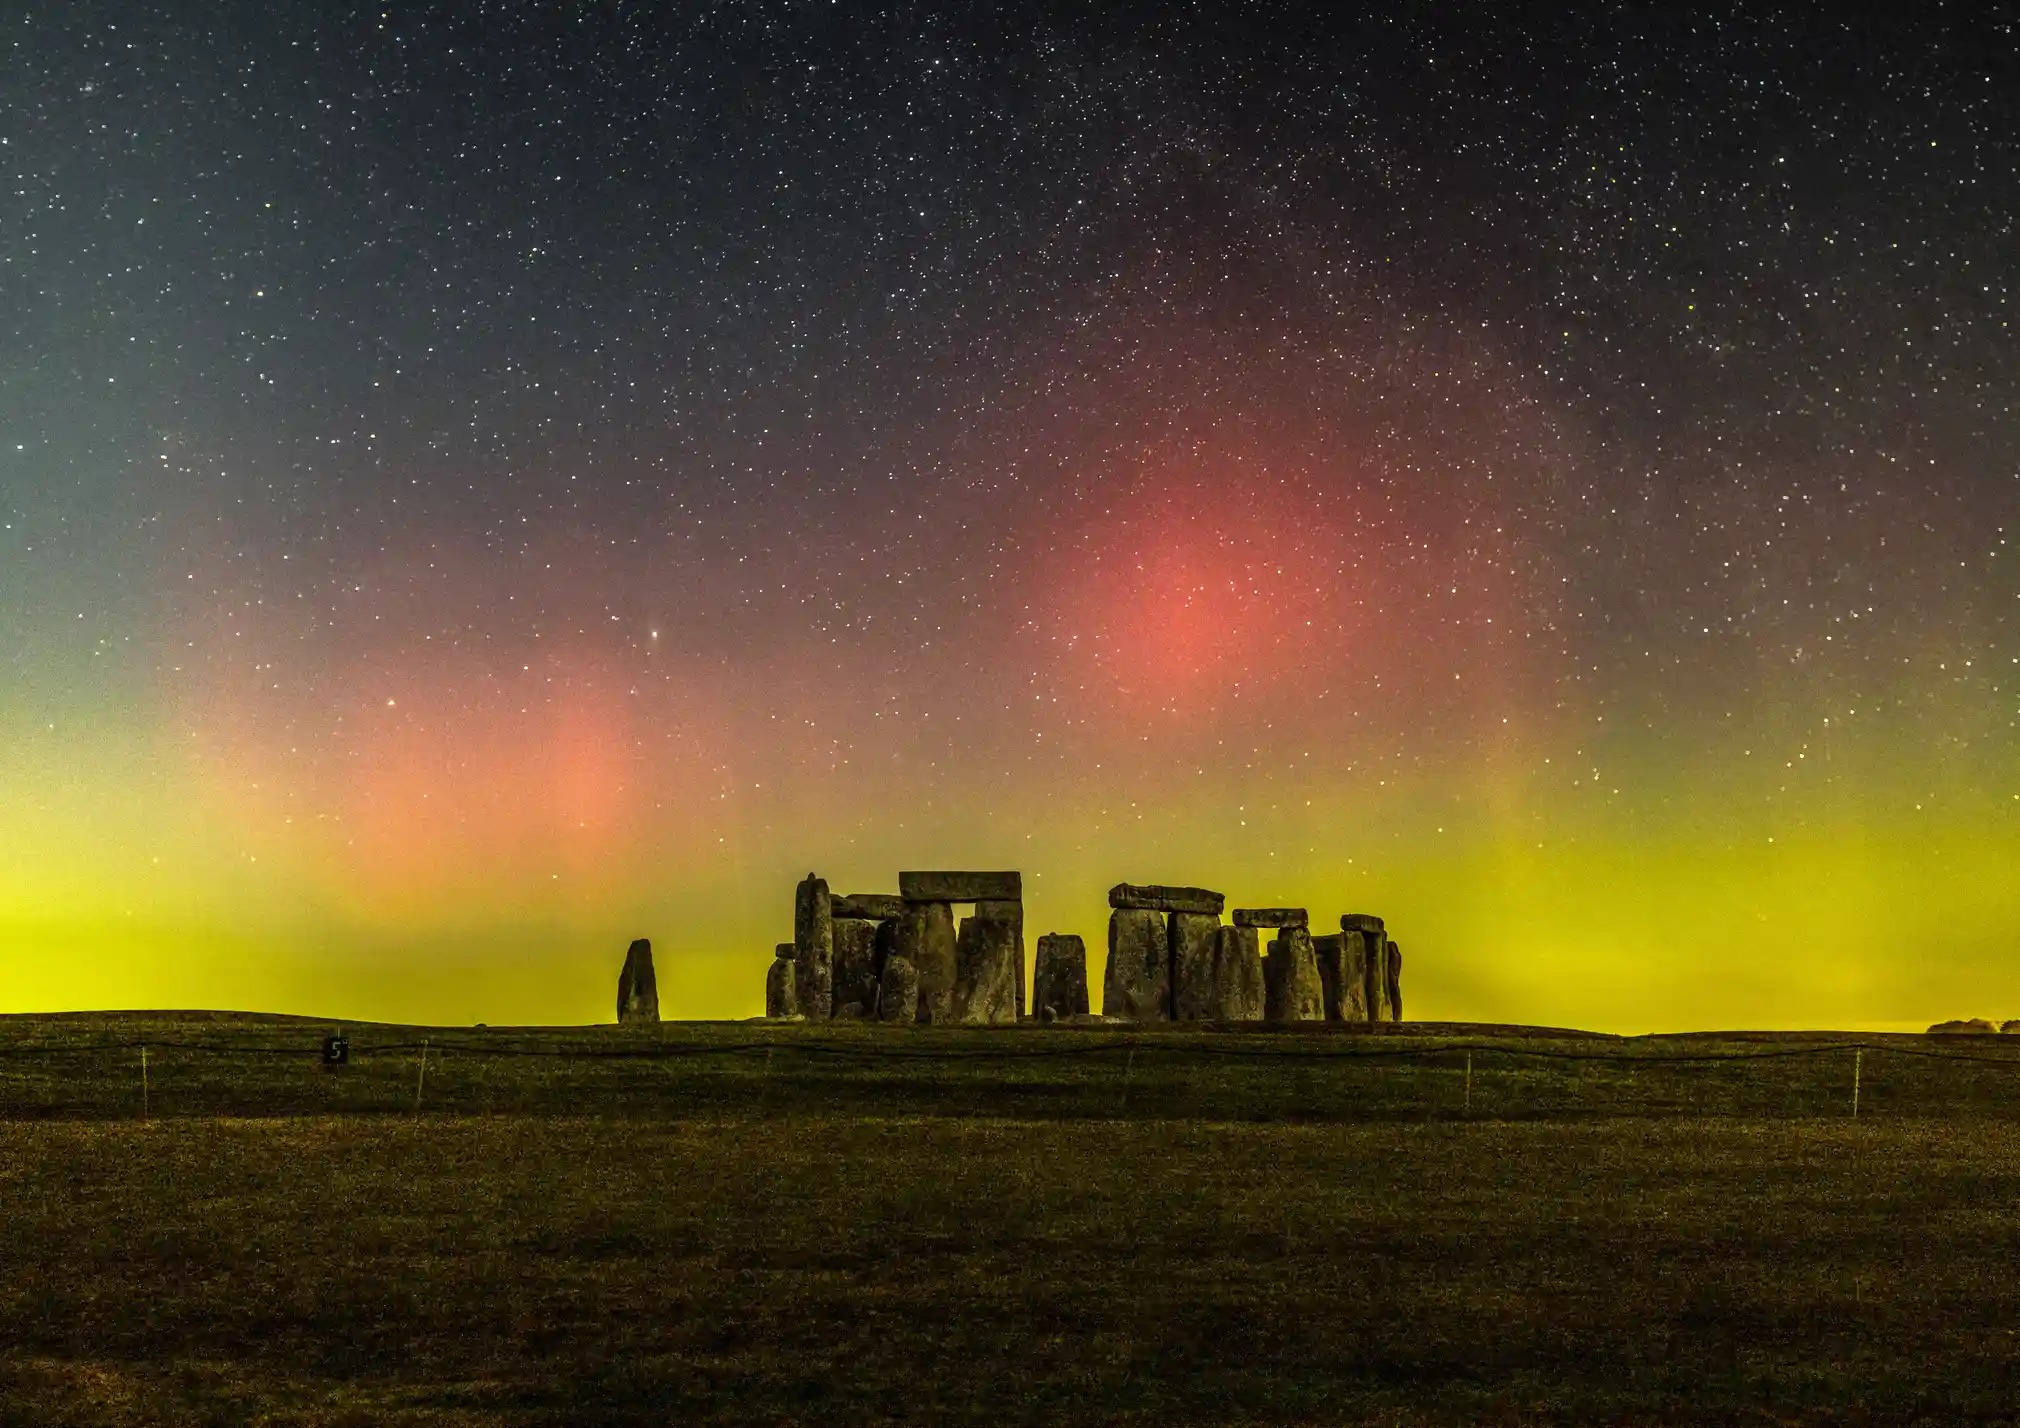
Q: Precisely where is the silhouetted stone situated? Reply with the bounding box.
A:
[878,955,919,1023]
[1337,930,1372,1022]
[1212,924,1265,1021]
[1104,908,1169,1022]
[1366,929,1392,1023]
[976,899,1026,1018]
[1109,883,1225,916]
[1312,933,1346,1022]
[1234,907,1309,929]
[831,893,907,922]
[617,938,659,1025]
[1929,1019,1999,1034]
[2004,1020,2020,1035]
[1341,913,1386,935]
[1386,939,1403,1022]
[765,954,798,1019]
[1264,927,1323,1022]
[793,873,833,1020]
[832,918,882,1021]
[1033,934,1089,1020]
[1169,911,1221,1020]
[954,914,1020,1024]
[899,870,1022,902]
[898,900,957,1023]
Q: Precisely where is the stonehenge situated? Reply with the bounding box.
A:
[759,869,1404,1029]
[617,938,659,1025]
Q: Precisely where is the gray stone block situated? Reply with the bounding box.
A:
[1169,911,1221,1020]
[899,870,1022,902]
[953,915,1019,1025]
[617,938,659,1025]
[1212,924,1265,1021]
[1108,883,1226,916]
[794,873,833,1020]
[1233,907,1310,929]
[1103,908,1169,1022]
[831,892,907,922]
[1032,933,1089,1020]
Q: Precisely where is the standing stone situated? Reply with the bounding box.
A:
[1338,931,1373,1023]
[793,874,834,1020]
[1103,908,1170,1022]
[953,914,1020,1025]
[1386,940,1403,1023]
[898,900,957,1024]
[877,955,919,1023]
[617,938,659,1025]
[1032,934,1090,1021]
[977,898,1026,1020]
[1311,933,1346,1022]
[1211,924,1265,1021]
[1366,929,1392,1023]
[766,945,799,1019]
[831,918,881,1020]
[1169,912,1221,1020]
[1264,927,1323,1023]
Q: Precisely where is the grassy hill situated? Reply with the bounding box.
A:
[3,1013,2018,1425]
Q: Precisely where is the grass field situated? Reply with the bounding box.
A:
[4,1013,2020,1425]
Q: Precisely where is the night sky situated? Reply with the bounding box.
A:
[3,3,2014,1030]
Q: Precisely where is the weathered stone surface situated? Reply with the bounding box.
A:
[1103,908,1170,1022]
[793,873,833,1020]
[1109,883,1226,916]
[1032,934,1090,1020]
[1169,912,1221,1020]
[1341,913,1386,934]
[831,892,907,922]
[1337,930,1372,1023]
[775,942,794,961]
[1929,1018,2000,1034]
[1365,929,1392,1023]
[953,914,1020,1025]
[976,899,1026,1019]
[831,918,882,1021]
[899,870,1022,902]
[765,955,798,1019]
[1234,907,1310,929]
[1311,933,1346,1022]
[1264,927,1323,1022]
[617,938,659,1024]
[897,900,957,1023]
[1386,939,1403,1023]
[1212,924,1265,1021]
[877,955,919,1023]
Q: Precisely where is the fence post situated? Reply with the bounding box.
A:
[1464,1051,1472,1117]
[1852,1046,1862,1119]
[140,1047,149,1120]
[414,1038,429,1113]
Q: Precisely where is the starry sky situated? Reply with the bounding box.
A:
[3,2,2015,1031]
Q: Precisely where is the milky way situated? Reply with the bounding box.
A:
[3,4,2014,1029]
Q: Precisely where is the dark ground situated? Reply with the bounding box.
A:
[3,1013,2019,1426]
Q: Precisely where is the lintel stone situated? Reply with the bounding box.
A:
[1109,883,1225,916]
[899,870,1022,902]
[1233,907,1309,929]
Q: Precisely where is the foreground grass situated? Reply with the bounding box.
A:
[4,1016,2020,1425]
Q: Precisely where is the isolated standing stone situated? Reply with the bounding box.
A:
[1109,884,1226,916]
[831,917,882,1020]
[793,873,834,1020]
[765,950,798,1019]
[1169,912,1221,1020]
[1032,934,1090,1020]
[1264,928,1323,1023]
[953,914,1020,1025]
[877,955,919,1023]
[1212,924,1265,1021]
[1386,940,1403,1023]
[976,898,1026,1019]
[617,938,659,1025]
[1103,908,1170,1021]
[899,900,958,1024]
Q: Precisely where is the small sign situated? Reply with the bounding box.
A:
[321,1033,349,1067]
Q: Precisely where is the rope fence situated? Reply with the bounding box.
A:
[4,1030,2019,1122]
